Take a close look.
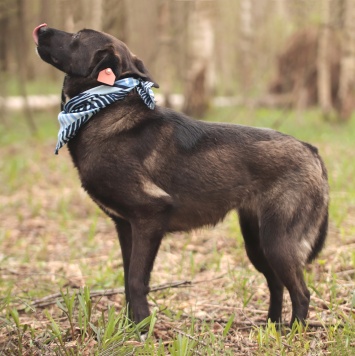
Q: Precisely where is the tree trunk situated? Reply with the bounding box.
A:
[103,0,127,42]
[58,0,75,32]
[239,0,253,94]
[90,0,103,31]
[338,0,355,121]
[317,0,333,118]
[15,0,36,133]
[275,0,287,18]
[0,9,9,72]
[157,0,173,107]
[183,2,215,118]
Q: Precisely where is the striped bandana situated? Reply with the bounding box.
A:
[55,77,155,154]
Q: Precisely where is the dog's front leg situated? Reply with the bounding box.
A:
[128,217,166,324]
[113,218,133,311]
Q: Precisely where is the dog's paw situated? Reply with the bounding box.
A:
[140,332,148,342]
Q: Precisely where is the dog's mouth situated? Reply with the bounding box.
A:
[33,23,47,45]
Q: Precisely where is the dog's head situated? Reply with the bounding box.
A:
[33,24,159,88]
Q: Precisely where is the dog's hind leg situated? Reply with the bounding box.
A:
[259,214,311,326]
[238,209,284,324]
[268,255,310,326]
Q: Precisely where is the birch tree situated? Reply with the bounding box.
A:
[157,0,173,107]
[338,0,355,121]
[183,1,215,118]
[317,0,333,118]
[239,0,253,95]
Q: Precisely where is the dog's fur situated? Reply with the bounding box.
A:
[35,26,329,327]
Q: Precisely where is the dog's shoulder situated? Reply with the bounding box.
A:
[156,107,208,151]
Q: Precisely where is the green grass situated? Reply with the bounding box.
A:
[1,106,355,354]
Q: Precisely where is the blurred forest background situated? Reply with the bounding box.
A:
[0,0,354,124]
[1,1,355,353]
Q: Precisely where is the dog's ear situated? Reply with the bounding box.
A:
[125,56,159,88]
[90,46,121,85]
[90,45,159,88]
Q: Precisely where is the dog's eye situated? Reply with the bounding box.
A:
[51,55,59,64]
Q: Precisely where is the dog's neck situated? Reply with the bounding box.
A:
[61,76,141,110]
[62,75,99,100]
[56,77,156,153]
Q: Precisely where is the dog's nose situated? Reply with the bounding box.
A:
[38,25,48,35]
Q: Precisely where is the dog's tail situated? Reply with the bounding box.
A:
[307,210,328,263]
[301,141,329,263]
[310,153,329,263]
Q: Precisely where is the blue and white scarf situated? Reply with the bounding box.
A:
[55,78,156,154]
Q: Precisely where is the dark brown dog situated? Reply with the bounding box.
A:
[33,25,329,328]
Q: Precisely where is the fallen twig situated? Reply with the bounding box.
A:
[312,296,354,313]
[15,274,228,311]
[200,303,268,315]
[168,310,343,330]
[16,280,191,311]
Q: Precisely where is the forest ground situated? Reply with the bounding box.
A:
[1,106,354,355]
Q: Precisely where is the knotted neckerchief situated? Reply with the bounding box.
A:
[55,77,156,154]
